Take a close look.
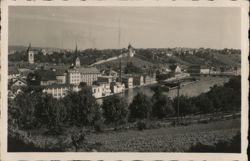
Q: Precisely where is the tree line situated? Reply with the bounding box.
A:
[8,76,241,134]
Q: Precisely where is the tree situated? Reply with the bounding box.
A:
[79,82,87,89]
[152,93,174,119]
[129,92,152,120]
[102,95,128,125]
[194,94,214,115]
[124,62,143,74]
[224,76,241,110]
[173,95,194,118]
[9,90,41,129]
[207,85,235,112]
[63,86,100,127]
[35,94,66,134]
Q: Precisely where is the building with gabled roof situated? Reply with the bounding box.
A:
[28,69,57,86]
[8,66,20,79]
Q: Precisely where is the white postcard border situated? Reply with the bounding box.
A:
[1,0,249,161]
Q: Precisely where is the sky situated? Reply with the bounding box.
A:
[9,6,241,50]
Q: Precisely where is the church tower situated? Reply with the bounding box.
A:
[127,43,135,65]
[27,43,34,64]
[74,44,81,68]
[128,43,135,58]
[28,51,34,64]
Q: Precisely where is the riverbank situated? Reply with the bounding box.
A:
[97,76,229,104]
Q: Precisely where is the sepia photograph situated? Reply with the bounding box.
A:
[3,1,247,158]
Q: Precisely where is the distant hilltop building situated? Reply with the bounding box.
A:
[127,43,135,65]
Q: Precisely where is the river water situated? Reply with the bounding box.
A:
[97,76,229,105]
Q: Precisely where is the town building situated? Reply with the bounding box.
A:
[55,69,67,84]
[92,85,103,99]
[187,65,201,76]
[99,83,112,97]
[133,75,144,87]
[200,67,210,74]
[18,67,33,79]
[122,76,133,88]
[110,82,125,94]
[34,69,57,85]
[143,71,156,85]
[67,67,101,86]
[97,76,117,84]
[127,43,135,65]
[9,78,27,87]
[28,51,35,64]
[169,64,182,77]
[43,84,80,99]
[101,69,118,77]
[8,66,20,80]
[66,45,101,86]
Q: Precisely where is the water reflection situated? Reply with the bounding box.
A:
[97,85,155,105]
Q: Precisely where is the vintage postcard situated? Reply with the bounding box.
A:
[0,0,249,161]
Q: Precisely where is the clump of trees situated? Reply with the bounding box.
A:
[8,85,101,135]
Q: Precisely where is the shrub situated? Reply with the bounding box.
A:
[129,93,153,120]
[94,119,104,133]
[152,93,174,119]
[102,95,128,125]
[188,131,241,153]
[136,120,147,131]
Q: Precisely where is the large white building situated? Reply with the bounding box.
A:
[43,84,80,99]
[67,67,101,86]
[67,50,101,85]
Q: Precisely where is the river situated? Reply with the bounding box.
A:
[97,76,229,105]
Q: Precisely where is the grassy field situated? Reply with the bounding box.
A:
[9,117,240,152]
[84,118,240,152]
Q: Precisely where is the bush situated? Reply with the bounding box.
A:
[129,93,153,120]
[173,95,194,118]
[102,95,128,125]
[188,131,241,153]
[152,93,174,119]
[94,119,104,133]
[136,120,147,131]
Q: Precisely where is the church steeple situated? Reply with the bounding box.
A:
[75,43,78,55]
[27,43,34,64]
[127,42,135,65]
[74,43,81,68]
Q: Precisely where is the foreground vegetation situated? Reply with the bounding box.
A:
[8,118,240,152]
[8,76,241,152]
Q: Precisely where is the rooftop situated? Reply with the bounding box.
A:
[35,69,57,81]
[9,66,19,75]
[69,67,100,74]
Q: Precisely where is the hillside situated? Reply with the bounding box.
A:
[95,56,154,70]
[135,52,241,68]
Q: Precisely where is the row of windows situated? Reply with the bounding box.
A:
[93,88,101,93]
